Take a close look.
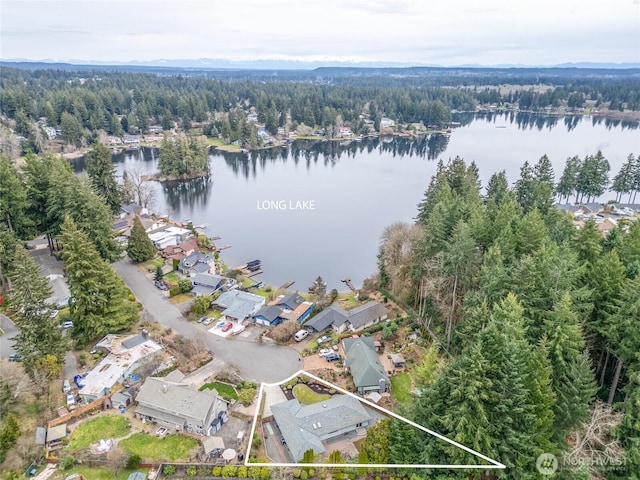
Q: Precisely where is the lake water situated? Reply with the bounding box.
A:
[74,113,640,292]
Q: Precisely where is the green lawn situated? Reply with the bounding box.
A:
[62,466,148,480]
[292,384,331,405]
[143,257,164,271]
[390,373,413,405]
[67,415,130,451]
[164,272,180,285]
[119,432,199,462]
[200,381,238,401]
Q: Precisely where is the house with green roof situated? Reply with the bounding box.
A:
[343,336,390,394]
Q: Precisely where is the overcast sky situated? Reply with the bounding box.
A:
[2,0,639,65]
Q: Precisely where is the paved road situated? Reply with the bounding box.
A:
[0,313,19,358]
[113,256,302,383]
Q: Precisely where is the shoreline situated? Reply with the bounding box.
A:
[58,109,640,161]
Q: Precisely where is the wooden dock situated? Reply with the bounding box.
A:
[341,278,357,292]
[210,235,222,241]
[279,280,295,290]
[216,245,232,251]
[245,269,263,278]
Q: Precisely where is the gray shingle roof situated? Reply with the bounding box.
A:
[272,395,371,461]
[343,337,389,390]
[135,377,222,426]
[277,292,305,310]
[305,306,349,332]
[254,305,283,323]
[347,301,388,329]
[213,291,264,320]
[192,273,225,288]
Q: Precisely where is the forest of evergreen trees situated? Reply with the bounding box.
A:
[373,155,640,478]
[1,65,638,155]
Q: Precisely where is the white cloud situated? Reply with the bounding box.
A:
[1,0,638,64]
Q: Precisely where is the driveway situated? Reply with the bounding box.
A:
[113,256,302,383]
[0,313,19,358]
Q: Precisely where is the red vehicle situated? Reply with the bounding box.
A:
[222,322,234,332]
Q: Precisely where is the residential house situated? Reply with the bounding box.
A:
[253,293,314,326]
[304,305,349,333]
[334,301,388,334]
[161,238,200,266]
[343,336,389,394]
[178,251,215,275]
[270,293,314,324]
[148,225,193,250]
[253,305,285,327]
[123,135,141,144]
[380,117,395,129]
[212,290,265,322]
[43,126,57,139]
[135,377,228,436]
[78,333,163,403]
[271,394,371,462]
[191,273,228,296]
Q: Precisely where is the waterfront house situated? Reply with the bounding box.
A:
[178,251,215,275]
[329,301,388,334]
[304,305,349,333]
[270,293,314,324]
[343,336,389,394]
[191,273,228,296]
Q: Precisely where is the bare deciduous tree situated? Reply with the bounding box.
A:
[123,166,156,209]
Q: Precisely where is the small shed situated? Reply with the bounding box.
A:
[112,391,132,408]
[373,340,382,352]
[47,423,67,444]
[35,427,46,445]
[391,353,406,368]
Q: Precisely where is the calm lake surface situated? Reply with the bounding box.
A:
[75,113,640,292]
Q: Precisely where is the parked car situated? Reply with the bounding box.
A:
[50,309,60,318]
[222,322,234,332]
[232,324,246,335]
[196,315,207,324]
[62,321,73,329]
[203,317,215,326]
[325,353,341,362]
[66,393,76,407]
[215,320,226,328]
[155,281,168,291]
[8,353,24,362]
[317,335,331,344]
[318,349,333,357]
[294,329,308,342]
[63,379,71,393]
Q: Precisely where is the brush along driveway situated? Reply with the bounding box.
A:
[114,257,302,383]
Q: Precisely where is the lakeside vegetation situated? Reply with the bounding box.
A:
[371,153,640,477]
[1,65,639,157]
